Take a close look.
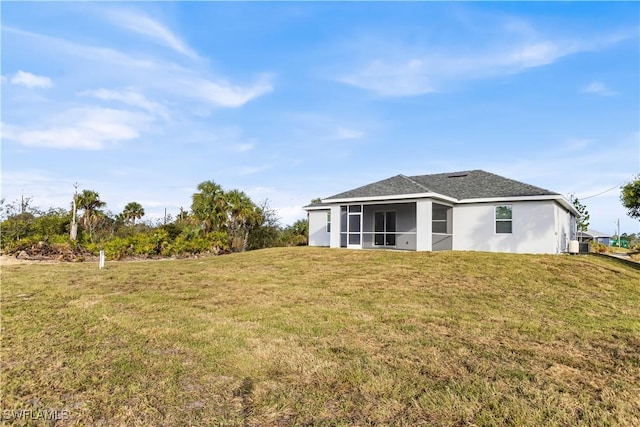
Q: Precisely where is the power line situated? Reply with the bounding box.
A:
[578,174,637,201]
[579,182,624,200]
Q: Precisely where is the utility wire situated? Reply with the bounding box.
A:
[578,172,638,200]
[579,182,625,201]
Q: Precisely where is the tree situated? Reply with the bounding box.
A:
[621,175,640,220]
[224,189,261,251]
[75,190,106,242]
[281,218,309,246]
[569,194,589,232]
[191,181,227,233]
[122,202,145,225]
[247,199,281,250]
[310,197,322,205]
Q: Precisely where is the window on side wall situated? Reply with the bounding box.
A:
[326,212,331,233]
[495,205,512,234]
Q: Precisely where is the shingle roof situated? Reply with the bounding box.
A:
[325,170,558,201]
[577,229,611,239]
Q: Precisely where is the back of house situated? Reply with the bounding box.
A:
[305,170,579,254]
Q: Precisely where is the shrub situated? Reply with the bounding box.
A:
[591,242,608,253]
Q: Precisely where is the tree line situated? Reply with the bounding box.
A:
[0,180,309,260]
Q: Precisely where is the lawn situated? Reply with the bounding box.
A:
[2,247,639,426]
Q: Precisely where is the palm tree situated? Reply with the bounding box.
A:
[122,202,145,225]
[224,189,262,251]
[75,190,106,241]
[191,180,227,233]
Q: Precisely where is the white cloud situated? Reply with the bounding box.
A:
[3,25,158,69]
[341,59,435,97]
[107,9,199,60]
[234,143,255,152]
[582,81,617,96]
[2,107,152,150]
[335,126,365,140]
[3,26,273,109]
[79,89,170,120]
[339,25,631,97]
[181,75,274,108]
[275,205,307,226]
[10,70,52,88]
[238,165,271,175]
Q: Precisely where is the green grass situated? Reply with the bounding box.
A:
[2,248,640,426]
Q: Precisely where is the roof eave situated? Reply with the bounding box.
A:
[322,192,459,204]
[304,204,331,211]
[458,195,580,215]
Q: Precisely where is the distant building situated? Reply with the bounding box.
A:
[577,229,611,246]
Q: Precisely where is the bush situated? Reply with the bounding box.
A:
[591,242,608,253]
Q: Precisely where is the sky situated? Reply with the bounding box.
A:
[1,2,639,235]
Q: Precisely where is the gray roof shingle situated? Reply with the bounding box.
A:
[325,170,557,201]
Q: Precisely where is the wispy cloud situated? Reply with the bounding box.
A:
[234,142,255,152]
[582,81,618,96]
[290,113,366,143]
[10,70,52,88]
[79,88,170,120]
[335,126,364,140]
[180,75,274,108]
[2,107,152,150]
[338,19,633,97]
[106,9,199,60]
[238,165,271,175]
[341,59,434,97]
[2,25,273,109]
[3,25,156,69]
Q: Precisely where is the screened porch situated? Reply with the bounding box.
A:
[338,201,453,251]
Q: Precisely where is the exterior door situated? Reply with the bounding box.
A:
[347,205,362,249]
[374,211,396,247]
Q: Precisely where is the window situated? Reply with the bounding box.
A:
[326,212,331,233]
[495,205,512,234]
[432,204,448,234]
[374,211,396,246]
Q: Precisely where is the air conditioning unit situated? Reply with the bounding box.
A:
[569,240,579,254]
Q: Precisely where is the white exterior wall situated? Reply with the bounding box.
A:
[329,205,341,248]
[554,202,572,253]
[308,210,330,247]
[452,200,560,254]
[416,199,433,251]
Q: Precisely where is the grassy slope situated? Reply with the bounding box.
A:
[1,248,639,426]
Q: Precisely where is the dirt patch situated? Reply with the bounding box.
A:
[1,255,58,266]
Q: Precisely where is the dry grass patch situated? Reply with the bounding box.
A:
[2,248,640,426]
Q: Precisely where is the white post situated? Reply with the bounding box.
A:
[416,200,433,251]
[99,250,105,269]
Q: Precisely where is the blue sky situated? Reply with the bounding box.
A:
[2,2,639,234]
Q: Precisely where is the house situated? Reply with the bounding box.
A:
[305,170,579,254]
[577,229,611,246]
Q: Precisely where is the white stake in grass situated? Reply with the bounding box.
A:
[99,250,105,269]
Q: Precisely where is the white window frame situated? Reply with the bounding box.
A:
[432,204,449,235]
[495,205,513,234]
[326,212,331,233]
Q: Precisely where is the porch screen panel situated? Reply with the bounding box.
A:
[374,211,396,246]
[349,214,361,232]
[386,212,396,245]
[374,212,385,245]
[340,206,347,247]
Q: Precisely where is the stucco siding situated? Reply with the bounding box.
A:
[308,210,330,247]
[554,202,572,253]
[452,201,559,254]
